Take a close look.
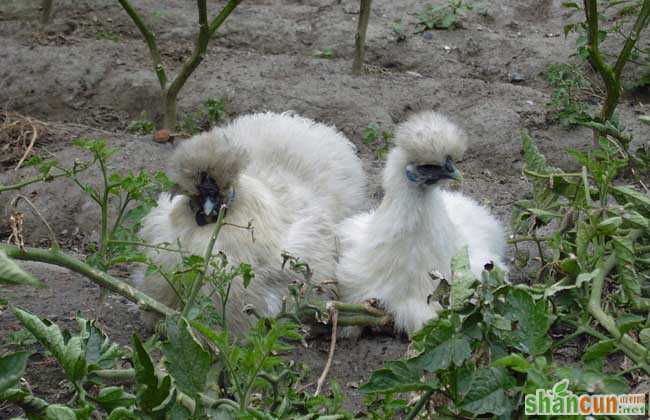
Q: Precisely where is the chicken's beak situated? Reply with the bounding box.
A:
[203,196,217,216]
[445,164,463,182]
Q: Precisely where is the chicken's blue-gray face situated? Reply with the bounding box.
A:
[405,155,462,186]
[189,172,233,226]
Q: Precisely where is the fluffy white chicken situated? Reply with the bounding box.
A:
[336,111,506,334]
[134,112,366,333]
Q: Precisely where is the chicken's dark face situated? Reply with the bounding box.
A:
[405,155,462,186]
[189,172,227,226]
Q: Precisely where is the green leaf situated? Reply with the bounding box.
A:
[562,2,580,9]
[612,186,650,216]
[492,354,530,373]
[0,351,30,394]
[131,334,174,414]
[96,387,136,413]
[522,133,554,174]
[450,246,478,310]
[582,339,616,364]
[639,115,650,125]
[360,360,435,394]
[639,328,650,347]
[617,314,645,334]
[106,407,139,420]
[460,368,514,416]
[413,327,472,372]
[45,405,77,420]
[596,216,622,235]
[0,251,46,288]
[162,317,211,399]
[12,307,86,383]
[497,289,552,356]
[78,316,124,371]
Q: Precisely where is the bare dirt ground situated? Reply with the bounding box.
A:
[0,0,648,414]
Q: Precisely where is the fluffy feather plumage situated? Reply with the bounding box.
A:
[336,111,506,334]
[134,112,366,333]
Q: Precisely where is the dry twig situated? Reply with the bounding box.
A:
[315,306,338,396]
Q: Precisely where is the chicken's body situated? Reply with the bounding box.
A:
[336,111,506,334]
[135,112,365,333]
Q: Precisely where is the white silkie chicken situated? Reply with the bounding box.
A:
[134,112,366,333]
[336,111,506,334]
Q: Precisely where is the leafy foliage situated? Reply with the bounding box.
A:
[416,0,472,31]
[178,98,228,135]
[362,122,393,160]
[546,63,595,126]
[126,113,155,135]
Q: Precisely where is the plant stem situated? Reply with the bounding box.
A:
[588,230,648,361]
[352,0,372,75]
[583,0,650,142]
[315,308,338,396]
[405,388,435,420]
[181,204,227,318]
[108,239,185,253]
[11,195,60,251]
[40,0,53,26]
[117,0,167,89]
[163,0,242,130]
[0,244,177,317]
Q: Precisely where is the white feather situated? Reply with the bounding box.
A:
[336,111,506,334]
[134,112,366,333]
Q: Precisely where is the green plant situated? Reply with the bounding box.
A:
[95,30,119,42]
[563,1,650,142]
[313,48,334,59]
[178,98,228,135]
[416,0,472,31]
[363,122,393,160]
[117,0,242,130]
[390,19,406,42]
[0,135,388,417]
[1,328,37,352]
[361,126,650,416]
[546,63,595,126]
[126,113,155,135]
[204,98,226,126]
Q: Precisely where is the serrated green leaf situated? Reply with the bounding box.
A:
[0,251,45,288]
[96,387,136,413]
[450,247,478,310]
[12,307,86,383]
[460,368,514,416]
[497,290,552,356]
[0,351,30,394]
[522,133,553,174]
[131,334,173,414]
[360,360,435,394]
[162,317,211,399]
[78,316,123,371]
[413,333,472,372]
